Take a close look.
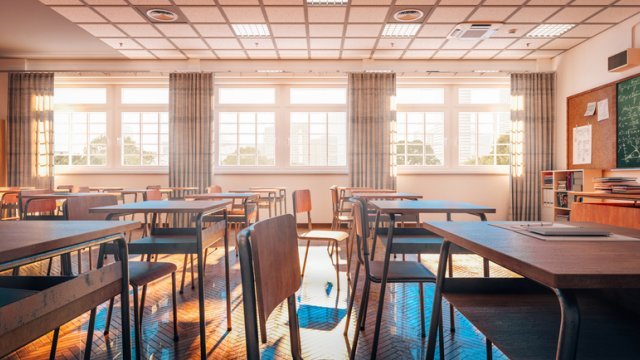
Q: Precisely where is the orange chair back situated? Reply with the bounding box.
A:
[207,185,223,194]
[65,194,118,220]
[143,189,163,201]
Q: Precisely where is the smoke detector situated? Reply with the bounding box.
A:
[146,9,178,22]
[447,23,502,40]
[393,9,424,22]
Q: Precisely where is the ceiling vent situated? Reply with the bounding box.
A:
[393,9,424,22]
[447,23,501,40]
[608,49,640,72]
[385,5,432,24]
[135,6,187,23]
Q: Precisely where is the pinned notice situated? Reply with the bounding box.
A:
[597,98,609,121]
[584,102,596,116]
[573,124,592,165]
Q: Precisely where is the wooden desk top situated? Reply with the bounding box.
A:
[423,221,640,289]
[89,200,231,214]
[353,192,423,200]
[572,191,640,202]
[21,193,117,200]
[369,200,496,214]
[186,192,259,200]
[88,186,124,191]
[0,221,139,266]
[120,188,173,195]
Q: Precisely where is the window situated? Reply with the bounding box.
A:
[218,112,276,166]
[121,88,168,104]
[458,112,511,166]
[219,88,275,104]
[54,111,107,166]
[396,88,444,104]
[458,88,510,105]
[395,112,444,166]
[54,88,106,104]
[290,88,346,104]
[121,112,169,166]
[290,112,347,166]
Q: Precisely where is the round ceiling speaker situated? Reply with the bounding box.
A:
[146,9,179,22]
[393,9,424,22]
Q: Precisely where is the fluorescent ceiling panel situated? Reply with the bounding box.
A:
[526,24,575,37]
[232,24,270,37]
[382,23,421,38]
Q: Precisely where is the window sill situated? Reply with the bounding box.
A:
[55,167,168,175]
[397,167,510,175]
[214,167,348,175]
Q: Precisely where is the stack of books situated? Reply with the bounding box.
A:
[557,180,567,191]
[543,174,553,188]
[593,177,639,193]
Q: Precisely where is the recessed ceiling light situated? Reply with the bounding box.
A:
[232,24,270,38]
[382,23,421,38]
[527,24,575,38]
[257,69,284,73]
[146,9,178,22]
[393,9,424,22]
[306,0,348,5]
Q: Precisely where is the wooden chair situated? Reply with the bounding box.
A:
[346,198,444,359]
[56,185,74,193]
[330,185,352,230]
[77,186,90,193]
[0,192,19,220]
[293,189,348,292]
[237,214,302,358]
[207,185,223,193]
[19,189,57,220]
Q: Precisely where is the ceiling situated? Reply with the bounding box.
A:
[2,0,640,61]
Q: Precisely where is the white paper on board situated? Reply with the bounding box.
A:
[584,102,596,116]
[573,125,592,165]
[597,99,609,121]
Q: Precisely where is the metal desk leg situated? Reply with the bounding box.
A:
[426,240,451,360]
[224,211,232,331]
[554,288,580,360]
[196,214,207,360]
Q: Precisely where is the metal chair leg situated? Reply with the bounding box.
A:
[132,286,142,359]
[180,254,188,294]
[172,272,179,341]
[287,295,302,360]
[190,254,195,290]
[334,241,340,292]
[301,240,311,277]
[344,260,360,336]
[139,284,148,324]
[49,327,60,360]
[84,308,97,360]
[77,250,82,273]
[104,298,115,335]
[420,282,426,338]
[350,278,370,359]
[448,253,456,333]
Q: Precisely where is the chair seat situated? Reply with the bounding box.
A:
[369,261,435,283]
[337,215,352,222]
[128,235,198,255]
[299,230,348,242]
[128,261,177,287]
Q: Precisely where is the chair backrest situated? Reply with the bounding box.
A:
[207,185,223,194]
[65,194,118,220]
[1,192,18,206]
[292,189,312,229]
[19,189,57,214]
[351,198,371,272]
[143,189,163,201]
[77,186,90,193]
[351,189,395,194]
[56,185,74,193]
[237,214,302,359]
[146,185,161,189]
[329,185,340,215]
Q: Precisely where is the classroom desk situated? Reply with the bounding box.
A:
[249,187,287,214]
[352,192,423,200]
[0,220,138,358]
[19,192,119,220]
[231,189,281,217]
[186,192,260,202]
[423,221,640,360]
[90,200,230,360]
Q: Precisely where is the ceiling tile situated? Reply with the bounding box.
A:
[240,38,275,49]
[214,50,248,58]
[50,6,106,22]
[309,50,341,58]
[117,24,162,37]
[586,7,640,23]
[309,38,342,49]
[345,24,383,37]
[372,50,403,59]
[84,0,126,4]
[525,50,563,59]
[417,24,455,37]
[150,50,186,59]
[343,38,377,49]
[205,38,242,49]
[615,0,640,4]
[396,0,436,4]
[527,0,570,4]
[427,7,474,22]
[171,38,209,49]
[432,50,467,59]
[265,7,306,23]
[40,0,83,4]
[174,0,215,4]
[474,38,516,49]
[542,38,586,49]
[180,6,226,23]
[193,24,235,37]
[468,7,517,22]
[270,24,307,37]
[409,38,446,49]
[508,38,551,49]
[128,0,171,4]
[218,0,259,3]
[136,38,175,49]
[439,0,481,4]
[376,38,411,49]
[492,24,535,37]
[246,50,278,58]
[571,0,615,4]
[99,38,142,49]
[441,39,479,49]
[275,38,308,49]
[119,49,155,58]
[183,50,217,58]
[94,6,146,22]
[402,50,436,58]
[348,7,389,22]
[351,0,393,4]
[78,24,126,37]
[507,7,560,23]
[341,50,372,59]
[263,0,303,4]
[561,24,611,37]
[156,24,199,37]
[308,7,347,22]
[309,24,344,37]
[278,50,308,58]
[222,7,266,22]
[483,0,526,4]
[546,6,602,22]
[464,49,500,59]
[493,49,531,59]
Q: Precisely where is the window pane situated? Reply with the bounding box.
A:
[218,88,275,104]
[218,112,275,166]
[54,111,107,166]
[458,88,510,104]
[54,88,107,104]
[121,112,169,166]
[396,88,445,104]
[394,112,444,166]
[290,112,346,166]
[458,111,511,166]
[290,88,346,104]
[121,88,168,104]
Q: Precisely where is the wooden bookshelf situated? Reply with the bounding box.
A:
[540,168,602,222]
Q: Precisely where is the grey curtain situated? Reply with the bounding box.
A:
[169,73,213,194]
[510,73,555,221]
[8,72,55,189]
[348,72,397,189]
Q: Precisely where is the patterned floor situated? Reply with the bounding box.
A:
[3,227,513,360]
